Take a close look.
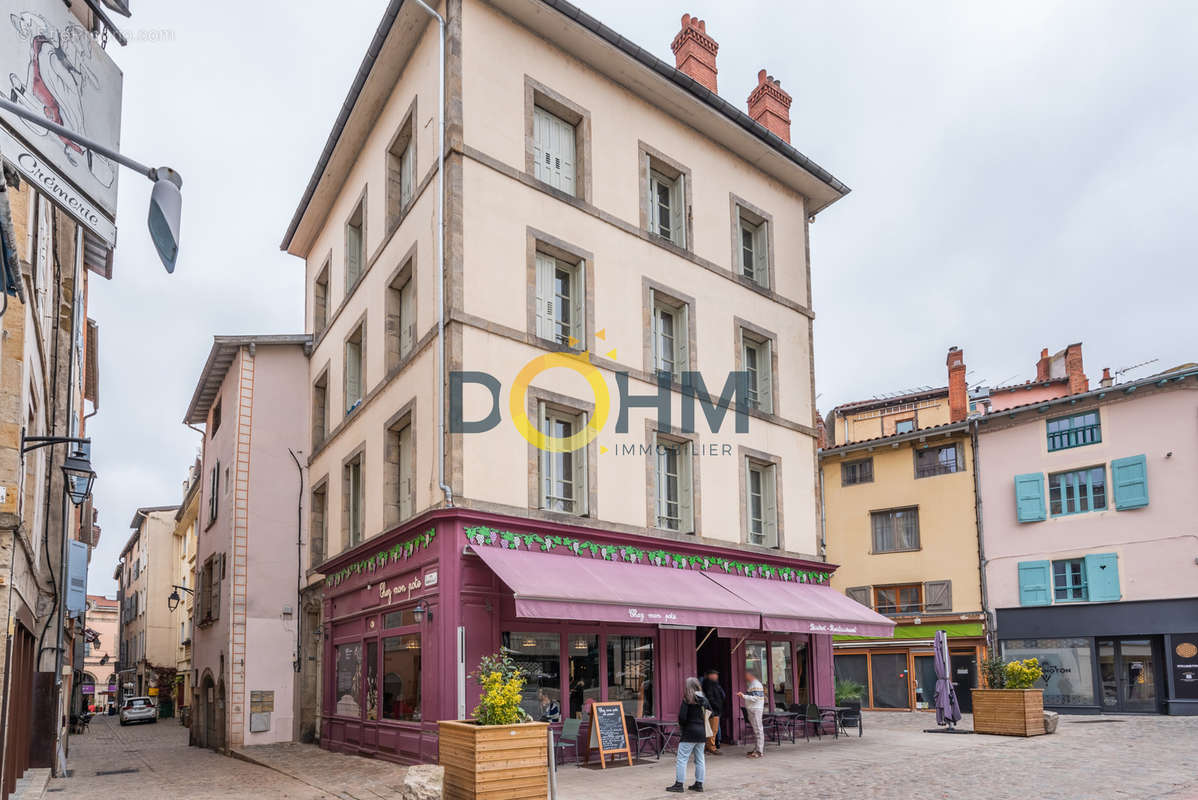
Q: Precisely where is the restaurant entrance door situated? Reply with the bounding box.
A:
[1098,637,1161,713]
[696,628,732,741]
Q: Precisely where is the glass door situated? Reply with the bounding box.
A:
[870,652,910,709]
[1097,638,1160,713]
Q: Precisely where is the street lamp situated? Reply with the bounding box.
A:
[0,96,183,273]
[166,585,193,612]
[21,435,96,507]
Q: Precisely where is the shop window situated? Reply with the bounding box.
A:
[335,642,363,717]
[383,608,418,629]
[382,634,421,722]
[365,640,379,720]
[770,641,792,710]
[607,636,655,718]
[870,507,920,553]
[1049,466,1106,516]
[841,458,873,486]
[794,642,810,705]
[503,632,562,722]
[744,641,768,700]
[869,652,909,709]
[914,443,962,478]
[567,634,599,719]
[1001,638,1095,706]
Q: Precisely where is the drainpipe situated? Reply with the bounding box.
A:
[817,463,827,559]
[969,420,993,654]
[411,0,453,508]
[288,449,304,675]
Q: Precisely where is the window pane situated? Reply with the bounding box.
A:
[553,268,571,344]
[1001,638,1095,705]
[568,634,600,719]
[383,609,417,629]
[1049,476,1063,516]
[745,641,767,690]
[870,653,909,709]
[365,640,379,720]
[913,655,938,709]
[1090,467,1107,510]
[770,642,792,710]
[382,634,421,721]
[335,643,362,717]
[607,636,654,717]
[834,654,867,691]
[504,632,561,722]
[741,225,755,277]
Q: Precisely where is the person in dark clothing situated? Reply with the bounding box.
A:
[667,677,711,793]
[701,669,726,755]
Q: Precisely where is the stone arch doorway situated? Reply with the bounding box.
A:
[195,671,216,749]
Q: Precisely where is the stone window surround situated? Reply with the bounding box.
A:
[342,310,368,420]
[383,399,418,530]
[524,227,596,353]
[643,419,703,536]
[637,141,693,253]
[340,441,367,554]
[385,96,419,236]
[384,244,418,373]
[641,277,698,378]
[733,316,780,416]
[524,386,600,519]
[524,75,593,204]
[313,255,331,337]
[343,185,368,294]
[309,476,329,572]
[738,445,784,550]
[312,360,330,448]
[728,193,776,291]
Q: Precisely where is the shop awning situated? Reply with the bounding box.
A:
[705,573,896,638]
[472,546,761,629]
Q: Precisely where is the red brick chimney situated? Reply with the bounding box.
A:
[1035,348,1051,382]
[747,69,793,142]
[1100,367,1113,388]
[671,14,719,94]
[1065,342,1088,394]
[947,346,967,423]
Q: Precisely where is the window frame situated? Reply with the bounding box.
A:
[537,402,588,516]
[914,443,963,479]
[525,387,598,520]
[651,431,695,534]
[524,77,591,203]
[741,450,781,549]
[342,446,366,550]
[729,194,774,290]
[385,98,418,234]
[312,365,330,449]
[735,321,778,415]
[639,142,691,251]
[894,418,915,435]
[841,458,874,486]
[1047,465,1107,517]
[1052,558,1089,602]
[384,403,417,529]
[343,317,367,417]
[313,257,330,337]
[527,229,593,352]
[310,478,328,567]
[870,506,921,554]
[344,194,367,293]
[385,252,417,373]
[872,583,924,616]
[1046,411,1101,452]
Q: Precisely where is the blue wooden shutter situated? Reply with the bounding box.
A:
[66,539,89,616]
[1017,560,1052,606]
[1084,552,1121,602]
[1014,473,1046,522]
[1111,455,1149,509]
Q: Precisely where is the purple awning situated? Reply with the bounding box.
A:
[471,546,761,629]
[703,573,896,638]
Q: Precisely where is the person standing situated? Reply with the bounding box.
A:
[738,669,766,758]
[667,677,711,793]
[701,669,726,755]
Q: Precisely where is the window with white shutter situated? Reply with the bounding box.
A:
[736,206,770,288]
[538,402,587,515]
[650,289,690,381]
[387,114,416,232]
[533,106,577,195]
[740,331,773,413]
[346,456,364,547]
[386,417,414,528]
[655,435,693,532]
[648,170,686,248]
[534,252,584,347]
[345,323,365,415]
[345,201,365,290]
[746,460,778,548]
[386,269,415,371]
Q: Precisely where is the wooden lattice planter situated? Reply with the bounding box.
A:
[972,689,1046,736]
[438,719,549,800]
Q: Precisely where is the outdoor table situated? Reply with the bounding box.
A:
[763,710,799,744]
[635,717,680,757]
[817,706,852,739]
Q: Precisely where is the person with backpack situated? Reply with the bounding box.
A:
[667,677,711,793]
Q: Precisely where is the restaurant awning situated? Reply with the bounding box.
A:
[472,546,761,629]
[705,573,896,638]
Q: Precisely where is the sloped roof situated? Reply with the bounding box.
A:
[183,335,310,425]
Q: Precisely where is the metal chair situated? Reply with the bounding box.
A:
[837,700,863,737]
[803,703,835,740]
[625,715,660,761]
[554,718,582,767]
[741,706,781,748]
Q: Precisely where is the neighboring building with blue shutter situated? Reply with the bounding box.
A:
[977,363,1198,715]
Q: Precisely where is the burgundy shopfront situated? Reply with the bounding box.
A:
[319,509,893,764]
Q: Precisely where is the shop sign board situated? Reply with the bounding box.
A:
[1173,634,1198,700]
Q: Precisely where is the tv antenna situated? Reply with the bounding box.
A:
[1113,358,1158,383]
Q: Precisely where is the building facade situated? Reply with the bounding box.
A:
[172,461,201,720]
[282,0,889,764]
[81,595,118,713]
[183,335,311,750]
[823,348,986,712]
[979,364,1198,715]
[115,507,180,703]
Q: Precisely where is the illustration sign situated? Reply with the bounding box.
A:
[1173,634,1198,701]
[1,0,124,216]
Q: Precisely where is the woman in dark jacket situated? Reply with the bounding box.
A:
[667,677,711,793]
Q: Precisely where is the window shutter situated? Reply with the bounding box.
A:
[399,425,413,520]
[846,587,871,608]
[346,340,361,406]
[399,281,414,357]
[1014,473,1046,522]
[555,115,575,196]
[923,580,952,612]
[537,401,549,509]
[1084,552,1121,602]
[1111,455,1149,509]
[400,140,415,209]
[676,304,690,378]
[576,411,589,516]
[648,288,661,371]
[679,443,694,532]
[1017,561,1052,606]
[753,223,768,286]
[533,108,575,195]
[212,560,222,621]
[669,177,685,248]
[762,465,778,548]
[346,224,361,284]
[571,261,585,345]
[66,540,89,616]
[759,340,773,413]
[535,253,555,340]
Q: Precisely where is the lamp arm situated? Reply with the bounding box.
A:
[21,435,91,454]
[170,584,194,595]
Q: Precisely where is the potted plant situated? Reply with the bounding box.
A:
[972,657,1046,737]
[834,677,865,705]
[439,653,549,800]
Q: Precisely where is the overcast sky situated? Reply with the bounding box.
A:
[84,0,1196,596]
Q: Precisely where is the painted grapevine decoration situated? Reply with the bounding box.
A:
[326,528,436,587]
[463,525,830,584]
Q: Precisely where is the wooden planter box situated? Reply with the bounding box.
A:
[972,689,1046,736]
[438,720,549,800]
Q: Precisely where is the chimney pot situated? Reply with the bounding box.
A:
[1100,367,1113,388]
[747,66,793,143]
[671,14,719,94]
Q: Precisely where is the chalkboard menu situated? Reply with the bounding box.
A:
[1172,633,1198,700]
[586,701,632,768]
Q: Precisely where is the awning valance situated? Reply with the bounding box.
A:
[472,545,761,629]
[704,573,896,638]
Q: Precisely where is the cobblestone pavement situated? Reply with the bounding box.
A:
[232,740,409,799]
[557,712,1198,800]
[44,714,374,799]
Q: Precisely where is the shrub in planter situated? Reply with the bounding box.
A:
[835,677,865,705]
[439,653,548,800]
[973,657,1046,737]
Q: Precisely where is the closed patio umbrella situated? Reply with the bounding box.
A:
[933,629,961,728]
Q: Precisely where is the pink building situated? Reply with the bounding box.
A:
[977,363,1198,715]
[182,335,311,749]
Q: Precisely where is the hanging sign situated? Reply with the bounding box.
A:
[585,701,632,769]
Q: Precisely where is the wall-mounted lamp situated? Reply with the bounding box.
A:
[167,584,193,612]
[413,602,432,624]
[21,434,96,506]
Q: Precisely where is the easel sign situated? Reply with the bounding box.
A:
[585,701,632,768]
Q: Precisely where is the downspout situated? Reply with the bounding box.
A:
[288,449,303,674]
[412,0,453,508]
[970,419,993,655]
[818,463,827,559]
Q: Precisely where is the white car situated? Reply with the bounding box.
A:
[119,697,157,725]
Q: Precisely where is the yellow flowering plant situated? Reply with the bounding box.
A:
[1003,658,1043,689]
[472,653,533,726]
